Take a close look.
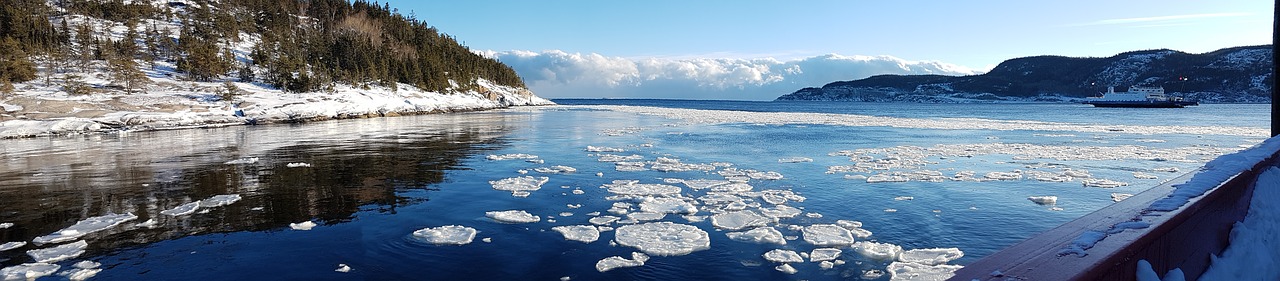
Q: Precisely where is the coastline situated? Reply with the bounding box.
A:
[0,79,553,139]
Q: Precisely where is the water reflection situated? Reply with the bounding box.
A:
[0,113,519,266]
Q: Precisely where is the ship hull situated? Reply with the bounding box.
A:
[1082,101,1199,108]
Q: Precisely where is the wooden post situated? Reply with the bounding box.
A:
[1273,0,1278,136]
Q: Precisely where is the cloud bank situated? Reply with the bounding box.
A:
[480,50,981,100]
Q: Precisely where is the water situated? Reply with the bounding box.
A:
[0,101,1266,280]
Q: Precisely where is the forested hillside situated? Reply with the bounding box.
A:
[0,0,526,94]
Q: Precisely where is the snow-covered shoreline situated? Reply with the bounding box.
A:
[0,79,553,139]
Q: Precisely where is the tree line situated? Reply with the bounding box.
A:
[0,0,526,95]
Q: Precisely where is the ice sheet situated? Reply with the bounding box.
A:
[411,225,477,245]
[603,180,682,196]
[614,222,710,256]
[552,225,601,243]
[33,213,137,245]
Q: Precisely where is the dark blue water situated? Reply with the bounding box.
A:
[0,101,1266,280]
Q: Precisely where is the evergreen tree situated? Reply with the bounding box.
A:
[0,37,37,83]
[107,52,147,94]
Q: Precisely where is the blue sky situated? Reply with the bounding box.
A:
[383,0,1272,99]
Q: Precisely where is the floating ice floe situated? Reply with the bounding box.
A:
[491,176,550,196]
[286,162,312,168]
[836,220,863,229]
[853,241,903,261]
[33,213,137,245]
[289,221,317,230]
[725,227,785,245]
[638,197,698,214]
[984,171,1023,181]
[133,219,159,228]
[1082,178,1129,188]
[710,210,774,230]
[776,264,798,274]
[534,166,578,174]
[595,252,649,272]
[586,146,625,152]
[650,157,717,172]
[335,264,351,273]
[597,154,644,162]
[1153,167,1181,173]
[886,261,963,281]
[27,241,87,263]
[589,216,620,225]
[602,180,682,196]
[1132,172,1159,179]
[59,261,102,281]
[551,225,600,243]
[894,196,914,201]
[810,248,842,262]
[614,222,710,256]
[1111,193,1134,202]
[0,223,11,229]
[485,210,541,224]
[412,225,477,245]
[486,154,539,161]
[160,202,201,216]
[1028,196,1058,205]
[0,242,25,252]
[778,157,813,163]
[802,224,856,247]
[759,205,803,219]
[867,174,910,183]
[0,263,60,280]
[897,248,963,265]
[763,249,804,263]
[626,212,666,222]
[199,194,243,208]
[224,157,259,165]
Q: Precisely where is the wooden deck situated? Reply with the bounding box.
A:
[951,153,1276,280]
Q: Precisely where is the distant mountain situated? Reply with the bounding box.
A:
[776,45,1273,103]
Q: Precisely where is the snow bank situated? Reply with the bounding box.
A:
[1199,166,1280,280]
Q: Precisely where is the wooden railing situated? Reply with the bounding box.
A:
[950,153,1277,280]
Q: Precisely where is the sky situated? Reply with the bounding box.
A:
[383,0,1272,100]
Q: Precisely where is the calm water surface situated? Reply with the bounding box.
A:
[0,101,1266,280]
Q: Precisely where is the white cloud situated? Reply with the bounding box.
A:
[481,50,981,100]
[1073,12,1253,27]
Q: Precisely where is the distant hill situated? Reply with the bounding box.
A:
[776,45,1273,103]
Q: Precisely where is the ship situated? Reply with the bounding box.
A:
[1081,86,1198,108]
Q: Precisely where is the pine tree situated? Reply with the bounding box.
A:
[107,52,147,94]
[0,37,38,83]
[74,22,94,70]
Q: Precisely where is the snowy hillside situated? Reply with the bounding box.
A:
[0,0,552,139]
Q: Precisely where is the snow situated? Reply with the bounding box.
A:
[1058,230,1107,257]
[1199,166,1280,280]
[289,221,317,230]
[0,263,60,281]
[802,224,856,246]
[33,212,137,245]
[0,242,25,252]
[411,225,477,245]
[595,252,649,272]
[60,267,102,281]
[551,225,601,243]
[26,240,88,263]
[614,222,710,256]
[763,249,804,263]
[680,179,730,190]
[725,227,786,245]
[485,210,541,224]
[490,176,550,195]
[810,248,842,262]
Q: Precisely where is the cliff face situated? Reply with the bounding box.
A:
[777,46,1274,103]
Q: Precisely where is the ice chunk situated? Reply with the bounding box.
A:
[805,213,823,218]
[850,228,873,239]
[863,269,887,279]
[897,248,963,265]
[286,162,312,168]
[1028,196,1058,205]
[598,154,644,162]
[589,216,620,225]
[615,222,710,256]
[224,157,259,165]
[27,240,87,263]
[411,225,477,245]
[759,205,802,219]
[836,220,863,229]
[534,165,578,174]
[134,219,159,228]
[33,213,137,245]
[491,176,550,195]
[984,171,1023,180]
[72,261,99,269]
[198,194,242,208]
[711,210,774,230]
[0,223,11,229]
[810,248,842,262]
[586,146,625,152]
[1,263,60,280]
[551,225,600,243]
[803,224,855,246]
[1063,169,1092,178]
[711,183,754,193]
[894,196,914,201]
[1082,178,1128,188]
[487,154,539,161]
[160,201,201,216]
[639,197,698,214]
[0,242,25,252]
[603,180,681,196]
[763,249,804,263]
[289,221,317,230]
[725,227,785,245]
[867,174,909,183]
[626,212,666,221]
[335,264,351,273]
[886,261,962,281]
[559,212,574,217]
[853,241,903,261]
[681,179,730,190]
[775,263,798,274]
[1111,193,1134,202]
[778,157,813,163]
[485,210,541,224]
[595,252,649,272]
[1132,172,1158,179]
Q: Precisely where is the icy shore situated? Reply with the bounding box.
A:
[0,78,552,139]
